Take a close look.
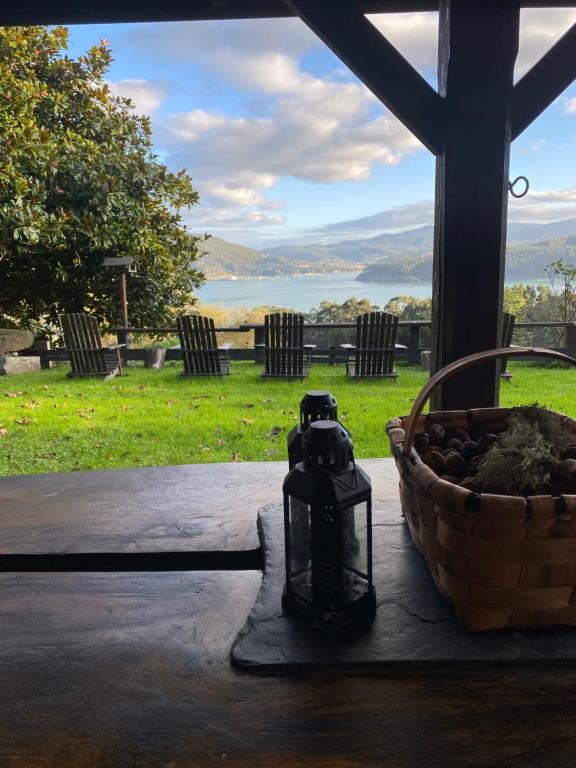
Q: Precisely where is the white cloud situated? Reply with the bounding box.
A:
[108,78,170,114]
[315,200,434,235]
[118,14,576,237]
[517,9,576,78]
[367,12,438,76]
[159,66,420,224]
[522,187,576,203]
[565,97,576,115]
[529,139,547,152]
[313,187,576,237]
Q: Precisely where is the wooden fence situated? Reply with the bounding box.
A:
[18,320,576,369]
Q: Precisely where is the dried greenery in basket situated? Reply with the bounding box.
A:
[415,404,576,497]
[475,407,576,496]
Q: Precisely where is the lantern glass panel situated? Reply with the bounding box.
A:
[288,497,312,604]
[342,502,369,601]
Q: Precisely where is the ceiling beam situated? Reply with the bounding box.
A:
[4,1,576,27]
[512,23,576,139]
[283,0,444,155]
[0,1,436,27]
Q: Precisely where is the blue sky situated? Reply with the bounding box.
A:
[65,10,576,250]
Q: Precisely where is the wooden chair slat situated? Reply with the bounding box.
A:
[59,314,122,379]
[177,315,229,377]
[349,312,399,380]
[261,312,308,380]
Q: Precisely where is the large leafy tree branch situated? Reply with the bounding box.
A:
[0,26,205,332]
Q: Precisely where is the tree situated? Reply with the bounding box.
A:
[0,26,204,333]
[307,297,379,323]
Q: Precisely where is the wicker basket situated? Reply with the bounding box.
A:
[387,346,576,632]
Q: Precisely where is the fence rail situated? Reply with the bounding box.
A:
[16,320,576,369]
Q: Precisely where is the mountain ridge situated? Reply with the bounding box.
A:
[197,219,576,280]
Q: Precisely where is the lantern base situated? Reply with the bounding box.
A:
[282,585,376,630]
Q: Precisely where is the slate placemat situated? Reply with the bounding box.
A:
[232,504,576,673]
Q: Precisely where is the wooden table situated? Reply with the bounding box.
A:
[1,459,576,767]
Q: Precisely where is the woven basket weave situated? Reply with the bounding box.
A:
[387,346,576,632]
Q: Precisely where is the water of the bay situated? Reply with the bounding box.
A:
[197,272,545,312]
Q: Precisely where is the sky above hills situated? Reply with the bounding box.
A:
[66,10,576,249]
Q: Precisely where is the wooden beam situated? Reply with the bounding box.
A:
[431,0,519,410]
[0,0,437,27]
[512,23,576,140]
[4,0,576,27]
[283,0,443,154]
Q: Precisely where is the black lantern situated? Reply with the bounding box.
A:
[282,420,376,630]
[287,390,338,469]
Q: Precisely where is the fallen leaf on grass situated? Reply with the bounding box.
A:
[4,392,23,398]
[242,403,255,409]
[16,417,32,426]
[262,399,273,404]
[191,395,211,401]
[241,418,254,426]
[0,428,8,437]
[264,448,279,456]
[267,426,282,438]
[76,408,96,419]
[219,395,227,401]
[41,385,49,390]
[165,399,177,406]
[22,400,41,409]
[231,451,239,462]
[217,439,226,447]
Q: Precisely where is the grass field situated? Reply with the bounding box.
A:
[1,360,576,476]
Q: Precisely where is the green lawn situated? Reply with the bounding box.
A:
[1,360,575,476]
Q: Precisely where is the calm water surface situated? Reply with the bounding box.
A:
[197,272,544,312]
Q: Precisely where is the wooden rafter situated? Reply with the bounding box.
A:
[512,23,576,139]
[283,0,443,155]
[4,0,576,26]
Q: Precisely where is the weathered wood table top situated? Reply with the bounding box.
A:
[1,459,576,767]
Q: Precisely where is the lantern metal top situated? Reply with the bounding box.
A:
[302,420,352,473]
[300,390,337,423]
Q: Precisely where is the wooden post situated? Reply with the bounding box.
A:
[431,0,520,410]
[119,273,129,329]
[36,340,51,370]
[119,272,130,348]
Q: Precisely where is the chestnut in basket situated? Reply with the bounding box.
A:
[461,440,479,463]
[423,451,445,474]
[445,438,463,453]
[552,459,576,493]
[477,433,499,453]
[446,428,471,443]
[427,424,445,445]
[444,452,467,478]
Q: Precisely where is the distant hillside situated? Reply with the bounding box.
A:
[197,236,267,278]
[357,235,576,283]
[197,220,576,280]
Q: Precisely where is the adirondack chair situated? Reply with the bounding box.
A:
[176,314,232,377]
[340,311,401,379]
[59,314,125,379]
[500,311,516,381]
[259,312,314,380]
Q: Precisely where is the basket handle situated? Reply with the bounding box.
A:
[403,346,576,453]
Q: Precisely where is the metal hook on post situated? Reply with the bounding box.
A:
[508,176,529,198]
